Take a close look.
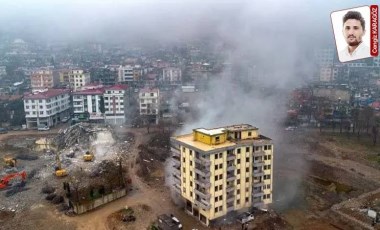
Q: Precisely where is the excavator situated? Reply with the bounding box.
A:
[83,146,95,162]
[3,156,17,168]
[0,171,27,189]
[55,153,67,177]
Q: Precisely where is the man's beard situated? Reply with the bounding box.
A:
[347,39,361,46]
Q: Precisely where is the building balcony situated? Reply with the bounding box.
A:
[173,184,181,194]
[226,193,235,202]
[171,147,180,157]
[227,164,235,171]
[226,184,234,192]
[173,175,181,185]
[227,155,236,161]
[194,199,211,210]
[173,160,181,168]
[195,168,210,177]
[253,182,264,188]
[226,173,236,182]
[195,157,211,167]
[253,150,265,157]
[252,191,264,198]
[253,161,265,167]
[194,188,211,199]
[173,167,181,178]
[195,178,211,189]
[253,170,265,177]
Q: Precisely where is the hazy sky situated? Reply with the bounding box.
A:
[0,0,372,45]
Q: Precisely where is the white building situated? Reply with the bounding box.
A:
[70,69,91,91]
[118,65,143,82]
[23,89,71,128]
[162,67,182,84]
[104,84,128,125]
[139,88,160,124]
[72,85,105,122]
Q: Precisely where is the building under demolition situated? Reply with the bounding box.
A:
[170,124,273,226]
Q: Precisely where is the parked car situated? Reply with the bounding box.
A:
[61,117,70,123]
[38,125,50,131]
[0,128,8,134]
[237,212,255,224]
[157,214,183,230]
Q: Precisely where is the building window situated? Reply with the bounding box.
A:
[246,147,249,152]
[215,197,219,202]
[218,175,222,180]
[182,147,185,152]
[264,155,267,160]
[248,132,252,136]
[264,145,268,150]
[190,161,193,166]
[237,199,240,205]
[215,153,218,160]
[268,145,272,150]
[245,197,249,203]
[190,171,192,177]
[215,136,220,142]
[189,150,193,156]
[215,176,218,181]
[237,179,240,185]
[215,185,218,191]
[237,148,241,154]
[219,206,223,211]
[264,175,271,180]
[245,177,249,183]
[190,181,193,187]
[215,207,218,213]
[237,169,240,174]
[219,185,222,190]
[219,152,223,158]
[190,191,193,197]
[246,157,249,162]
[237,159,241,164]
[183,157,186,163]
[246,167,249,172]
[183,167,186,173]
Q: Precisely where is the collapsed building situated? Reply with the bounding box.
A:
[170,124,273,226]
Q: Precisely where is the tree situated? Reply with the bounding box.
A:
[372,125,379,145]
[362,106,374,134]
[351,108,359,134]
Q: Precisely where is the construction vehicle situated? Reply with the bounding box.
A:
[0,171,27,189]
[3,156,17,167]
[83,146,95,162]
[55,153,67,177]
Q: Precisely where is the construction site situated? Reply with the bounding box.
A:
[0,121,379,229]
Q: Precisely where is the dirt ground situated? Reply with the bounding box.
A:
[0,126,380,230]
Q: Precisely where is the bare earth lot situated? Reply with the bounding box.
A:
[0,126,379,229]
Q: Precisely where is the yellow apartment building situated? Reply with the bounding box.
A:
[171,124,273,226]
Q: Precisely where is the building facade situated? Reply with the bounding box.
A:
[70,69,91,91]
[72,85,104,122]
[139,88,159,124]
[30,69,59,91]
[162,67,182,84]
[171,124,273,226]
[104,84,128,125]
[118,65,143,82]
[24,89,71,128]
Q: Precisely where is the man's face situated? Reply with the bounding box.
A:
[343,19,365,46]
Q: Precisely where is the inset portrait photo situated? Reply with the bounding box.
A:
[331,6,371,63]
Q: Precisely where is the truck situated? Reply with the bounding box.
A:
[0,171,27,189]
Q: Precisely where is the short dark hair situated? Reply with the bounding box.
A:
[343,11,365,30]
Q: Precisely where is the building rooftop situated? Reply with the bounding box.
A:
[195,128,225,136]
[140,87,159,93]
[72,88,104,95]
[224,124,258,131]
[174,133,235,152]
[106,84,128,91]
[24,89,70,100]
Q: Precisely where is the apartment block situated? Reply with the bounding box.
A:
[23,89,71,128]
[72,85,104,122]
[104,84,128,125]
[70,69,91,91]
[171,124,273,226]
[30,69,59,91]
[162,67,182,84]
[118,65,143,82]
[139,88,159,124]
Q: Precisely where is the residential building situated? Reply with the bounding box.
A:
[30,69,59,91]
[69,69,91,91]
[118,65,143,82]
[171,124,273,226]
[139,88,160,124]
[72,84,104,122]
[23,89,71,128]
[58,69,71,86]
[162,67,182,84]
[104,84,128,125]
[90,65,118,86]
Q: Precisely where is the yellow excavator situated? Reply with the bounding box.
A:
[3,156,17,168]
[55,153,67,177]
[83,146,95,162]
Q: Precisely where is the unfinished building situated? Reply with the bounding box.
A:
[170,124,273,226]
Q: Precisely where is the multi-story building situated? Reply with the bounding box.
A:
[30,69,59,91]
[69,69,91,91]
[171,124,273,226]
[118,65,144,82]
[139,88,159,124]
[90,65,118,86]
[23,89,71,128]
[72,84,104,122]
[104,84,128,125]
[162,67,182,84]
[58,69,71,86]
